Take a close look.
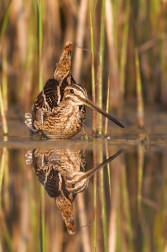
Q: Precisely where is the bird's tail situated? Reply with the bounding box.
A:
[25,113,37,132]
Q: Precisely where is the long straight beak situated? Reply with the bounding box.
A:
[66,149,124,194]
[84,98,125,128]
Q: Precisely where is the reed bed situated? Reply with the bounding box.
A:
[1,0,167,135]
[1,0,167,251]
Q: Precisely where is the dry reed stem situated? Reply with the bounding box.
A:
[73,0,88,82]
[88,0,97,135]
[109,206,117,252]
[119,0,130,102]
[1,212,13,252]
[3,144,9,215]
[0,49,8,135]
[49,201,63,251]
[104,75,110,135]
[97,0,105,135]
[24,18,34,110]
[121,158,134,251]
[0,148,7,207]
[11,0,29,103]
[135,48,145,128]
[164,244,167,252]
[98,145,108,251]
[160,37,167,106]
[42,0,62,79]
[105,0,120,109]
[40,186,46,252]
[15,0,27,64]
[108,148,121,252]
[76,193,91,252]
[17,189,29,252]
[100,168,108,252]
[2,51,8,111]
[0,86,8,135]
[93,148,97,251]
[137,144,144,214]
[105,141,112,200]
[36,0,43,91]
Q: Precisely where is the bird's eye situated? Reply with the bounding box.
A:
[70,89,74,93]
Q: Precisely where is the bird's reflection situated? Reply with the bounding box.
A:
[25,148,123,235]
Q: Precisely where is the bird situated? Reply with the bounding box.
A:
[25,78,124,138]
[25,41,124,138]
[26,147,86,235]
[25,147,123,234]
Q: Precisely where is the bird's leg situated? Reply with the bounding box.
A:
[82,127,88,140]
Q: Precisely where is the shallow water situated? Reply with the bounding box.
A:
[0,134,167,252]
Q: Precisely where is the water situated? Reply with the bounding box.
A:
[0,135,167,252]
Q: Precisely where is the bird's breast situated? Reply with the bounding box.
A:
[33,104,86,138]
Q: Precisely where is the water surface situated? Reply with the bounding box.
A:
[0,134,167,252]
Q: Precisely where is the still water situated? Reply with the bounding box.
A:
[0,135,167,252]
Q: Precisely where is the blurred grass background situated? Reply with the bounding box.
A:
[1,1,167,251]
[1,0,167,119]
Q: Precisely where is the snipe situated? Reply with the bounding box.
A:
[25,42,124,138]
[26,148,86,235]
[25,147,123,234]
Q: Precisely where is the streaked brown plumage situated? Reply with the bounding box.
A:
[25,147,123,234]
[53,41,73,83]
[25,77,124,138]
[25,41,124,138]
[25,78,87,138]
[26,148,86,235]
